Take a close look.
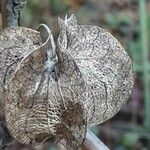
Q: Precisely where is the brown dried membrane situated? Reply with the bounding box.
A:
[2,24,87,149]
[58,14,134,126]
[0,15,134,150]
[0,27,42,120]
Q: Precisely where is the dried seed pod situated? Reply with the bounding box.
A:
[2,25,87,149]
[58,14,134,126]
[0,14,134,150]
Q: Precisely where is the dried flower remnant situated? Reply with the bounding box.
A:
[0,15,134,150]
[58,14,134,126]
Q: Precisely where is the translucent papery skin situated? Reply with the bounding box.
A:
[0,27,42,121]
[0,14,134,150]
[1,26,87,149]
[58,15,134,126]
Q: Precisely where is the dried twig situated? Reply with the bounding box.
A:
[81,129,109,150]
[1,0,27,28]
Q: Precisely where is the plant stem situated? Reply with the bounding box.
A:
[1,0,27,28]
[81,129,109,150]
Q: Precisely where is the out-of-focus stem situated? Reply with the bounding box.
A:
[81,129,109,150]
[1,0,8,28]
[57,129,110,150]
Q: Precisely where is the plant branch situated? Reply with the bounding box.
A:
[1,0,27,28]
[81,129,110,150]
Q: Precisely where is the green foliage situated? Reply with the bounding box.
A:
[49,0,68,15]
[122,132,139,149]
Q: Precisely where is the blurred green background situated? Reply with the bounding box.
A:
[1,0,150,150]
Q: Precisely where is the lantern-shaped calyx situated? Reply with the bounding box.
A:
[0,14,134,150]
[2,22,87,149]
[57,14,134,126]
